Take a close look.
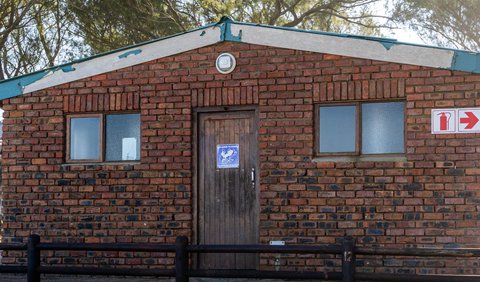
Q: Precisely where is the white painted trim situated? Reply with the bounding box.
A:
[15,22,463,97]
[23,27,222,94]
[232,24,455,69]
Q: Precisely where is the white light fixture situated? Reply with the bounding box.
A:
[216,53,236,74]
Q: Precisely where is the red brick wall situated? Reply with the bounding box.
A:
[2,41,480,273]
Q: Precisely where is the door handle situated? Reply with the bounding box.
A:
[251,167,256,189]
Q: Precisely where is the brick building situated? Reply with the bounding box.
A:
[0,17,479,273]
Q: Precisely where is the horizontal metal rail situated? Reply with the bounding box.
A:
[0,265,27,273]
[0,243,27,251]
[188,244,342,254]
[356,273,480,282]
[39,266,175,277]
[37,243,176,252]
[356,246,480,257]
[0,235,479,282]
[190,269,343,280]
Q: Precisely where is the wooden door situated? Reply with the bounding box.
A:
[197,110,259,269]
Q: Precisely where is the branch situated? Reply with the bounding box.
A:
[164,0,187,31]
[328,9,394,28]
[33,5,55,66]
[282,1,338,27]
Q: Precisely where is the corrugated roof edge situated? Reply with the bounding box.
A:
[0,16,479,101]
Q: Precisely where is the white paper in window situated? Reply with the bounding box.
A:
[122,138,137,160]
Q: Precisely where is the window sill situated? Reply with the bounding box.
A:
[61,161,141,167]
[312,155,407,163]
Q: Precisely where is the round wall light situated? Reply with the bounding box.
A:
[216,53,236,74]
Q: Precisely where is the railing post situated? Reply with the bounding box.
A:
[27,234,41,282]
[175,236,189,282]
[342,237,355,282]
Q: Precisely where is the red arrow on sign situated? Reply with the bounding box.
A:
[460,111,479,129]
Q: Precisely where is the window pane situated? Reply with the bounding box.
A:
[362,102,404,154]
[106,114,140,161]
[70,117,100,160]
[319,106,356,153]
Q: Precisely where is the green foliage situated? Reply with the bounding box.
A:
[0,0,39,79]
[69,0,388,53]
[66,0,190,53]
[391,0,480,51]
[0,0,86,80]
[183,0,387,34]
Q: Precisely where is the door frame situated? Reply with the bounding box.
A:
[192,106,260,249]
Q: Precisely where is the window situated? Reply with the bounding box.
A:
[67,113,140,162]
[316,101,404,155]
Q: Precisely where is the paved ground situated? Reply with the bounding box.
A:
[0,275,318,282]
[0,276,172,282]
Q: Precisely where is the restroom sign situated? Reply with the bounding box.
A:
[432,108,480,134]
[216,144,239,168]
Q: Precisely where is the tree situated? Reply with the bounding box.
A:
[0,0,86,80]
[66,0,190,53]
[68,0,390,53]
[390,0,480,51]
[182,0,390,34]
[0,0,39,80]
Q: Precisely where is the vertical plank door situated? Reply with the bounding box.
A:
[197,110,259,269]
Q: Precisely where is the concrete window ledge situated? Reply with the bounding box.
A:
[61,162,141,167]
[312,155,407,163]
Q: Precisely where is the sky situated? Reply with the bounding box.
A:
[388,27,424,45]
[372,0,425,46]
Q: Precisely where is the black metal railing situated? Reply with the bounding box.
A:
[0,235,479,282]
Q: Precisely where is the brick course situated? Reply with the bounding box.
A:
[1,41,480,274]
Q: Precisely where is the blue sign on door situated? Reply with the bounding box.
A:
[217,144,239,169]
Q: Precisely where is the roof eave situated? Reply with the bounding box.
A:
[0,17,479,101]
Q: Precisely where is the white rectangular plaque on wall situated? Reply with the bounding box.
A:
[432,108,480,134]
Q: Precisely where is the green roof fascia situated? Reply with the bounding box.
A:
[451,50,480,73]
